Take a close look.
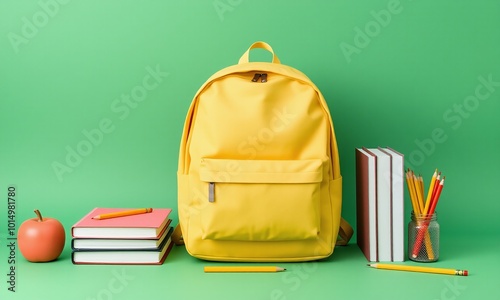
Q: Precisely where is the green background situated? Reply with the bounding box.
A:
[1,0,499,299]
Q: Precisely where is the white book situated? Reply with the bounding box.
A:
[380,147,405,262]
[365,148,392,262]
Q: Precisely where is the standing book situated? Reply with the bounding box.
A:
[71,208,172,239]
[355,148,378,262]
[356,147,405,262]
[364,148,392,262]
[380,147,404,262]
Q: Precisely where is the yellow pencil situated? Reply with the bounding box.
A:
[413,173,425,212]
[368,263,468,276]
[92,208,153,220]
[406,170,419,213]
[204,266,286,273]
[423,170,438,214]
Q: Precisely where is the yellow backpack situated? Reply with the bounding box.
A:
[175,41,352,262]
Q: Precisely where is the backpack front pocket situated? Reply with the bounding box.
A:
[198,158,323,241]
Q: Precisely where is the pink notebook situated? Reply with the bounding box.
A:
[72,208,172,239]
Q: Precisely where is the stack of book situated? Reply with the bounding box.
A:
[71,208,173,265]
[355,147,404,262]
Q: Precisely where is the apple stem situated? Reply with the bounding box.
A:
[34,209,43,222]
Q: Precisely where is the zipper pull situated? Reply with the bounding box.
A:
[251,73,262,82]
[260,73,268,83]
[208,182,215,203]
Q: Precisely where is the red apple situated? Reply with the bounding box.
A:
[18,209,65,262]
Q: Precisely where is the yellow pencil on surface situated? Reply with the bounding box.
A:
[204,266,286,273]
[368,263,468,276]
[92,208,153,220]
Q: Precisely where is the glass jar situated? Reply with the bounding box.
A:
[408,211,439,262]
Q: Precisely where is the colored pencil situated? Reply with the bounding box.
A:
[405,170,419,215]
[368,263,468,276]
[423,169,437,214]
[428,177,444,216]
[429,172,441,211]
[413,171,425,213]
[408,170,422,213]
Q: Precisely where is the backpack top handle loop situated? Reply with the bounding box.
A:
[238,41,281,65]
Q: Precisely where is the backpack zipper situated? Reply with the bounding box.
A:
[251,73,267,83]
[260,73,268,83]
[208,182,215,202]
[251,73,261,82]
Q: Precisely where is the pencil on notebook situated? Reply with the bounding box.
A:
[92,208,153,220]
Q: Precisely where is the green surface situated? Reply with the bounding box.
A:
[0,0,499,299]
[0,237,498,300]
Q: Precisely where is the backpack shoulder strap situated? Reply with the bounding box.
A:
[172,224,184,245]
[336,217,353,246]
